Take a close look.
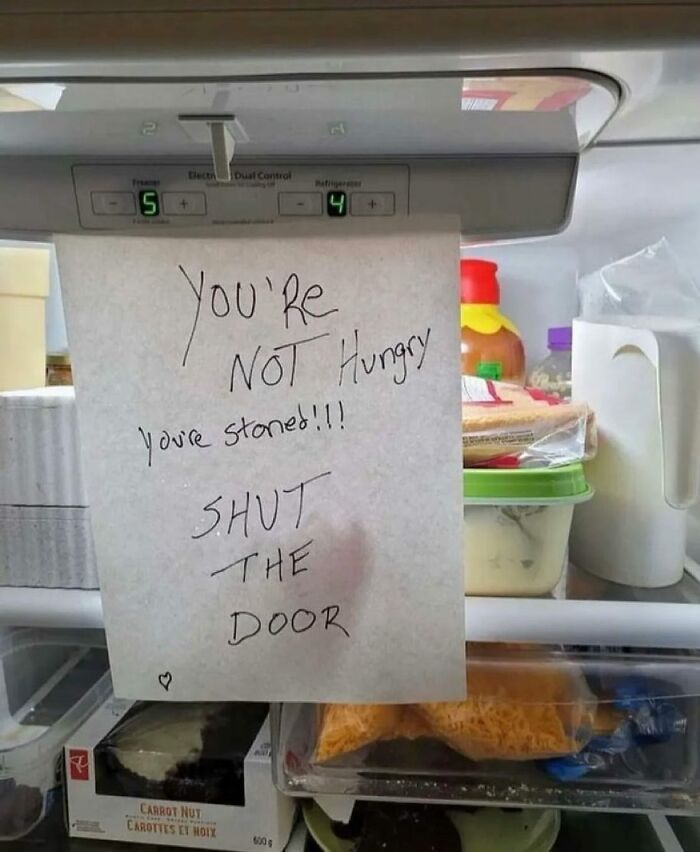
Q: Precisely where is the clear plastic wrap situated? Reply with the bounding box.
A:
[0,629,110,841]
[578,238,700,320]
[315,705,431,765]
[93,701,269,804]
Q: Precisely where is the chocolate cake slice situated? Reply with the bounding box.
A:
[306,801,462,852]
[355,804,461,852]
[95,701,267,805]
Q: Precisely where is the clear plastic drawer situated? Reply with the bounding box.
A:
[272,644,700,814]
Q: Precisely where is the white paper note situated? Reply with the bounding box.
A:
[56,220,465,702]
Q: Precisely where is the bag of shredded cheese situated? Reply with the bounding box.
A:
[314,704,432,763]
[416,645,596,761]
[314,645,596,763]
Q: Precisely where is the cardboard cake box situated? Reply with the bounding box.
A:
[65,696,296,851]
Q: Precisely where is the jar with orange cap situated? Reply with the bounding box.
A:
[460,258,525,384]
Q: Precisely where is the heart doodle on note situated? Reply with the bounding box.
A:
[158,671,173,692]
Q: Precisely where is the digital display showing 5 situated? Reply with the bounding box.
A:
[139,189,160,218]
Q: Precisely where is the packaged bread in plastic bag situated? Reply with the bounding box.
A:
[314,645,596,763]
[462,376,597,468]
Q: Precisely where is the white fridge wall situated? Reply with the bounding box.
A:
[45,245,67,355]
[465,142,700,371]
[561,144,700,270]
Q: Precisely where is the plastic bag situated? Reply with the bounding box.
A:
[314,705,431,764]
[415,645,596,762]
[462,377,596,468]
[578,238,700,320]
[541,676,688,781]
[314,645,597,764]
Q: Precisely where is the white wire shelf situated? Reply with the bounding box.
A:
[2,561,700,648]
[0,586,102,629]
[467,596,700,649]
[467,559,700,649]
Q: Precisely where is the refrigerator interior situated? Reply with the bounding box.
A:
[8,140,700,641]
[6,105,700,832]
[3,4,700,838]
[13,138,700,824]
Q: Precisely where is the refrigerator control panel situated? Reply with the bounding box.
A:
[72,163,410,230]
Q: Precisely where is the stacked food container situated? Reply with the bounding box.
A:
[0,629,110,840]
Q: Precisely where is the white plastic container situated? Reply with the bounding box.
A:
[0,629,110,840]
[0,246,51,392]
[0,386,95,589]
[0,387,86,507]
[571,316,700,588]
[0,505,98,589]
[463,464,592,596]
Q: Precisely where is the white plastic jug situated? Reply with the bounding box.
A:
[570,316,700,587]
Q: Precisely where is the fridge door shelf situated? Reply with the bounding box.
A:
[272,645,700,816]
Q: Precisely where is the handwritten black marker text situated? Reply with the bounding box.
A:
[228,603,349,647]
[192,470,332,541]
[138,426,211,469]
[229,333,329,393]
[211,537,314,581]
[339,327,431,387]
[180,264,338,369]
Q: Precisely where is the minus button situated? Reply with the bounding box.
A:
[278,192,323,216]
[91,191,136,216]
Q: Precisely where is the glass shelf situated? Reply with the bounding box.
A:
[4,562,700,650]
[273,644,700,815]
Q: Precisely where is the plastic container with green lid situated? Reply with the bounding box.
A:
[463,463,593,596]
